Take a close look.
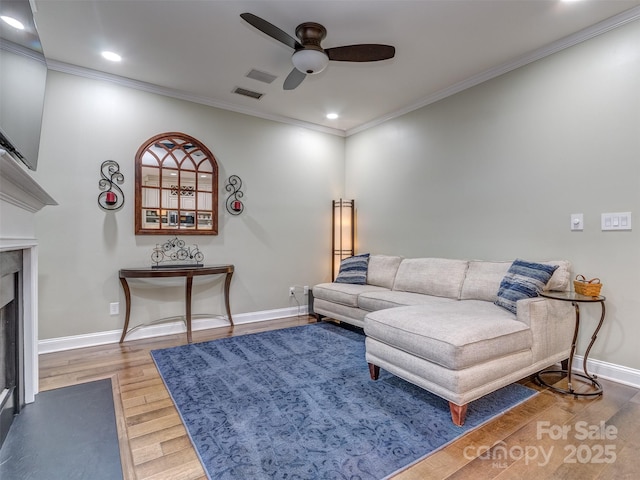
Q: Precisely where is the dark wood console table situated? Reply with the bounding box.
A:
[118,265,234,344]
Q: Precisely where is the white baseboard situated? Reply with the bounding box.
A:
[572,355,640,390]
[38,305,308,354]
[38,309,640,391]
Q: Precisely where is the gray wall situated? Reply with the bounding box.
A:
[345,20,640,370]
[33,71,344,339]
[33,20,640,373]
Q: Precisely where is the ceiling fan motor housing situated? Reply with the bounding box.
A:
[292,22,329,74]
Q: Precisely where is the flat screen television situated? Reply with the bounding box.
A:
[0,0,47,171]
[0,41,47,171]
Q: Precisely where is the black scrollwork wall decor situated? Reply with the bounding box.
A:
[225,175,244,215]
[150,237,205,268]
[98,160,125,211]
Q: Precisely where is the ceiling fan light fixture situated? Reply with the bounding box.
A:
[291,49,329,75]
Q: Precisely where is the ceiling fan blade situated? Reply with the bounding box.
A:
[325,44,395,62]
[240,13,302,50]
[283,68,306,90]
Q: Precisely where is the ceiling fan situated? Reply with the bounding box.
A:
[240,12,396,90]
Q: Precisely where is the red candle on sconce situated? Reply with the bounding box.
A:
[105,191,117,205]
[232,200,242,211]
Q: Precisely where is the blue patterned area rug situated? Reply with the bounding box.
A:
[151,322,536,480]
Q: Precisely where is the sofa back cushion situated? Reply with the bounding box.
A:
[460,259,572,302]
[542,260,571,291]
[392,258,469,299]
[367,254,404,289]
[460,261,511,302]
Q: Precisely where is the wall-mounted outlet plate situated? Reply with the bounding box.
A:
[109,302,119,315]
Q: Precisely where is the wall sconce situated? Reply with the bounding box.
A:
[225,175,244,215]
[98,160,124,211]
[332,199,355,280]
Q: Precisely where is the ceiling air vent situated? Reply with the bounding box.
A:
[246,69,277,84]
[233,87,264,100]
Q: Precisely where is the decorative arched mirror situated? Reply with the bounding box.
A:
[135,132,218,235]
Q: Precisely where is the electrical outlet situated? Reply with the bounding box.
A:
[109,302,119,315]
[289,287,295,297]
[303,285,309,295]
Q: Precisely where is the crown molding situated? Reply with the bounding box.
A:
[41,6,640,139]
[45,60,345,138]
[0,39,46,64]
[346,5,640,137]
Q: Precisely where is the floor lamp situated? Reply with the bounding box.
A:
[332,199,355,280]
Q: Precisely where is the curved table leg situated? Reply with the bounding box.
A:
[186,275,193,343]
[224,271,234,326]
[582,301,606,382]
[119,277,132,344]
[566,302,581,392]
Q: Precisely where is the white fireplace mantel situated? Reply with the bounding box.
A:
[0,150,57,213]
[0,151,56,404]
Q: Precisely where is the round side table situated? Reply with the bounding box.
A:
[535,291,606,397]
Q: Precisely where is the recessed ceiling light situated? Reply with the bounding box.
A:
[101,51,122,62]
[326,113,339,120]
[1,16,25,30]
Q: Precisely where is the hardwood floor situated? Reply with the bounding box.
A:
[38,316,640,480]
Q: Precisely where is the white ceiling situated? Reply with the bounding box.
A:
[7,1,640,135]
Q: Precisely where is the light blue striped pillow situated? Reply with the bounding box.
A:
[495,259,558,314]
[335,253,370,285]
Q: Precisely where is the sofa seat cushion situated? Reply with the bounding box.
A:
[364,302,532,370]
[313,283,389,308]
[358,291,457,312]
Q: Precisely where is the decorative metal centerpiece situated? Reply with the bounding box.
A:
[98,160,124,211]
[151,237,204,268]
[225,175,244,215]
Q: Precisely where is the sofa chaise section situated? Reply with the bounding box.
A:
[312,255,574,425]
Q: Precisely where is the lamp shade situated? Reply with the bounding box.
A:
[291,49,329,74]
[332,199,355,280]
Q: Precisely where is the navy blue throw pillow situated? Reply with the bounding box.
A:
[334,254,370,285]
[495,259,558,314]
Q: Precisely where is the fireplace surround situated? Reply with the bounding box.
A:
[0,151,56,446]
[0,250,23,446]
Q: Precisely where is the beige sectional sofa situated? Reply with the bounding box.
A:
[312,255,575,425]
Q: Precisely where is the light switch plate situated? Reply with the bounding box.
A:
[601,212,632,231]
